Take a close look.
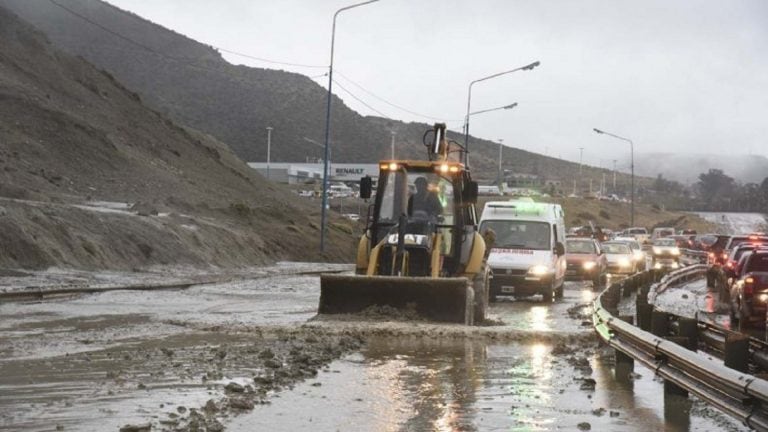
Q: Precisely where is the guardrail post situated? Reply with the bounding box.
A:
[615,315,635,380]
[724,333,749,373]
[651,310,670,337]
[637,304,653,332]
[677,318,698,351]
[622,279,632,298]
[664,335,692,397]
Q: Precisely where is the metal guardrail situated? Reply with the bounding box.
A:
[593,267,768,430]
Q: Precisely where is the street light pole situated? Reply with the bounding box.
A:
[463,61,539,167]
[612,159,617,191]
[266,126,273,180]
[390,131,395,159]
[320,0,380,252]
[594,128,635,226]
[578,147,584,175]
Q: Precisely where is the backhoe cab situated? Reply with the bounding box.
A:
[319,124,490,325]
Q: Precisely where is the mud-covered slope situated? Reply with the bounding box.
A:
[0,6,354,270]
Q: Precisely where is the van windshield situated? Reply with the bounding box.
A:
[480,220,551,251]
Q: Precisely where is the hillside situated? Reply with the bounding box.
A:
[0,0,646,191]
[0,5,354,270]
[633,153,768,185]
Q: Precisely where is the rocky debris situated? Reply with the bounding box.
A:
[224,382,244,393]
[578,378,597,391]
[592,407,606,416]
[577,421,592,430]
[567,303,593,320]
[228,397,254,411]
[119,424,151,432]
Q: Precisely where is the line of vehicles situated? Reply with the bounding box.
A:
[705,233,768,331]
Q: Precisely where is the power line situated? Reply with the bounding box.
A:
[331,79,392,119]
[214,48,326,69]
[50,0,326,70]
[334,71,463,122]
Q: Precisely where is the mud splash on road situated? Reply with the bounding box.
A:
[0,329,363,432]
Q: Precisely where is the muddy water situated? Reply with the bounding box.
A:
[231,336,744,431]
[0,269,748,431]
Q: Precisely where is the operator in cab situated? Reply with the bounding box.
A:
[408,176,442,219]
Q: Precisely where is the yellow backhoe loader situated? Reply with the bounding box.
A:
[318,124,490,325]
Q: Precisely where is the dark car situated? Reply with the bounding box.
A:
[724,235,768,256]
[718,244,768,299]
[697,234,732,265]
[669,235,694,249]
[565,238,607,287]
[729,250,768,331]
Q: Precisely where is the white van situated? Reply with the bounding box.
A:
[479,199,566,302]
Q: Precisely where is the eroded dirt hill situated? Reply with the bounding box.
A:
[0,6,355,270]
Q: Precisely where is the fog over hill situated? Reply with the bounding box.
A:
[633,153,768,185]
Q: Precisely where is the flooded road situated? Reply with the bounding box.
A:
[0,265,746,431]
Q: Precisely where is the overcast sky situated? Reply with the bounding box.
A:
[104,0,768,168]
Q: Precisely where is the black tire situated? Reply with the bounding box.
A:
[472,264,490,324]
[591,272,600,289]
[542,285,554,303]
[729,301,739,328]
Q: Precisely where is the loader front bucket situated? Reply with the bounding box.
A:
[318,275,474,325]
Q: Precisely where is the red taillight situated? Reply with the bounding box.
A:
[708,252,715,258]
[745,277,755,295]
[727,262,734,268]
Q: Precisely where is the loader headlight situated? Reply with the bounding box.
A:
[671,248,680,256]
[633,251,644,261]
[583,261,597,270]
[528,265,550,276]
[618,258,631,268]
[653,247,662,255]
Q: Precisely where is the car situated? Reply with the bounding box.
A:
[342,213,361,221]
[613,237,646,271]
[565,238,607,287]
[601,241,637,274]
[696,234,731,265]
[679,229,697,235]
[729,250,768,331]
[724,235,768,256]
[651,227,676,242]
[669,234,694,250]
[625,227,650,245]
[651,238,681,270]
[718,243,768,297]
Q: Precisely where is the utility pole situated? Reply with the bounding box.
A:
[390,131,396,159]
[266,126,273,180]
[612,159,617,191]
[498,139,504,185]
[578,147,584,175]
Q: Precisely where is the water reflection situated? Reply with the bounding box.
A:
[528,306,550,332]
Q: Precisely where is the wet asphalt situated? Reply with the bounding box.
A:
[0,267,747,431]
